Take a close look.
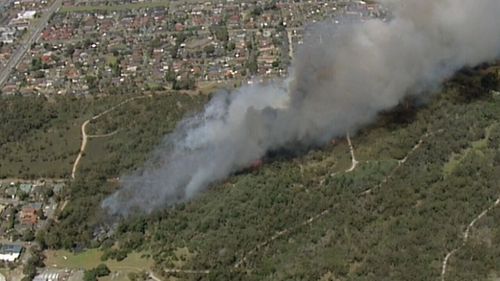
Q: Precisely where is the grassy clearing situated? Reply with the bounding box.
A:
[44,248,188,281]
[45,249,153,271]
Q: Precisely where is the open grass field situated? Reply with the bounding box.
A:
[44,248,194,281]
[45,249,153,276]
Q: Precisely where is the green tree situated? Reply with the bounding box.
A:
[272,59,280,68]
[22,229,35,242]
[85,75,98,91]
[210,26,229,43]
[246,54,258,75]
[251,6,263,16]
[35,230,47,249]
[226,42,236,51]
[165,69,176,82]
[95,264,111,276]
[204,44,216,55]
[23,263,36,280]
[31,57,43,71]
[18,191,29,201]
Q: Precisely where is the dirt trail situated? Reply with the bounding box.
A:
[149,272,163,281]
[71,96,147,179]
[145,269,211,281]
[360,131,435,196]
[345,133,359,172]
[234,209,331,269]
[440,197,500,281]
[164,269,210,274]
[87,130,119,138]
[71,120,90,179]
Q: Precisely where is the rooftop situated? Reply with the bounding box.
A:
[0,244,23,255]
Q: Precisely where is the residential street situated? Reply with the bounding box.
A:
[0,0,62,87]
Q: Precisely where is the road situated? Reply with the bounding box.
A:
[0,0,63,88]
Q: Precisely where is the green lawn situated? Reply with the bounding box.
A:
[45,249,153,271]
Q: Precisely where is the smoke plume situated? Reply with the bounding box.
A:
[103,0,500,216]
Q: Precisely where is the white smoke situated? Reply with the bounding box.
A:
[103,0,500,216]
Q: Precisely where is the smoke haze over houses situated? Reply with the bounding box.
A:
[102,0,500,216]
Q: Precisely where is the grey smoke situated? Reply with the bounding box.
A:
[103,0,500,216]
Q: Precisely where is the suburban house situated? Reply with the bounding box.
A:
[0,244,23,262]
[20,203,43,225]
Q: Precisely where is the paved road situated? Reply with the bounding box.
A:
[0,0,63,88]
